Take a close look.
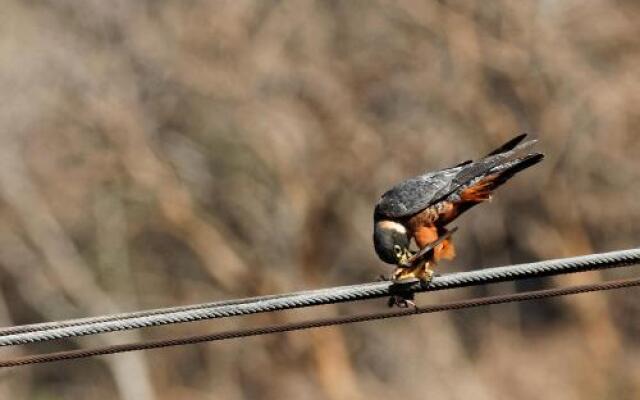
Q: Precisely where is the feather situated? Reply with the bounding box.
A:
[485,133,528,156]
[374,136,543,219]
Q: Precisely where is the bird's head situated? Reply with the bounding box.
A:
[373,220,412,265]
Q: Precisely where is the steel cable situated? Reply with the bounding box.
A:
[1,276,638,368]
[1,247,639,347]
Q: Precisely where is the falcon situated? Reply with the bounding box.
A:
[373,133,543,283]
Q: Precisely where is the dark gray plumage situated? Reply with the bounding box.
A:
[374,168,459,219]
[374,133,538,219]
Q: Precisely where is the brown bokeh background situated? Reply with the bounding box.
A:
[1,1,639,399]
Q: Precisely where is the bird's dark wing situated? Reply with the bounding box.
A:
[374,167,460,218]
[375,134,540,219]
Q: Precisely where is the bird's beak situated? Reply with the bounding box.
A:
[397,248,414,268]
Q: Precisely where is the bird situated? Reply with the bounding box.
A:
[373,133,544,283]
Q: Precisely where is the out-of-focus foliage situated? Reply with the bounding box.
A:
[0,1,639,399]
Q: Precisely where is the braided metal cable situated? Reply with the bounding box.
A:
[1,276,638,368]
[1,247,639,347]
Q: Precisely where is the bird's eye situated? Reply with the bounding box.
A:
[393,245,402,256]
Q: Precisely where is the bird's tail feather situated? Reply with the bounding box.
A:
[489,153,544,184]
[460,153,544,202]
[485,133,528,156]
[452,135,539,187]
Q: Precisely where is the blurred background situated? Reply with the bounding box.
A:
[0,1,639,399]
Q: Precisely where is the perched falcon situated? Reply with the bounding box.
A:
[373,134,543,282]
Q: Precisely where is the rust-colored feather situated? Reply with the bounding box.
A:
[460,176,497,202]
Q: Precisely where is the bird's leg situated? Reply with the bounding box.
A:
[411,260,436,285]
[419,260,436,285]
[411,233,454,284]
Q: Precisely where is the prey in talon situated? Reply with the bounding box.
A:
[373,133,544,284]
[386,231,457,307]
[393,228,458,286]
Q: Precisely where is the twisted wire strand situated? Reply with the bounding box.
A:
[1,276,638,368]
[1,247,639,347]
